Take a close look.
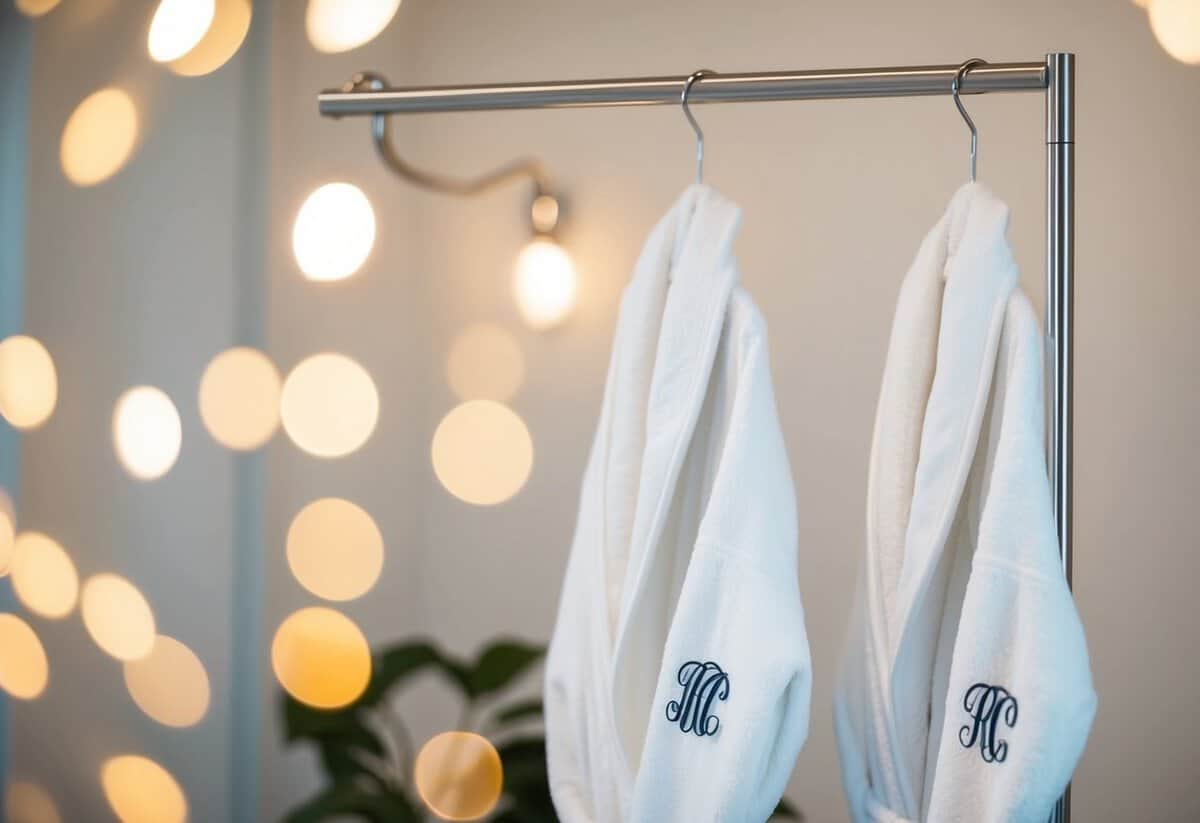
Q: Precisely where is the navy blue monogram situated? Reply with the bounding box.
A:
[665,660,730,737]
[959,682,1019,763]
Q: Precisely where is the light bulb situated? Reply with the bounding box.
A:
[513,237,577,330]
[1150,0,1200,64]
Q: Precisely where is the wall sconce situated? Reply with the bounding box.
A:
[333,72,578,330]
[514,193,576,330]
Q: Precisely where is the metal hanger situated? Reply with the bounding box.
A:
[681,69,715,184]
[952,58,988,182]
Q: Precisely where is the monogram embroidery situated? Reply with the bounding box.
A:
[665,660,730,737]
[959,682,1019,763]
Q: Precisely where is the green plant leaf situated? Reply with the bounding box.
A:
[282,696,388,783]
[317,740,378,783]
[496,736,552,797]
[282,781,420,823]
[772,795,804,820]
[359,640,472,705]
[491,806,558,823]
[490,698,544,728]
[283,696,368,743]
[466,640,545,699]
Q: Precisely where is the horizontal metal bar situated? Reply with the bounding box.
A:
[319,61,1049,117]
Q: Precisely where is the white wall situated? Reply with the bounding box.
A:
[5,1,1199,822]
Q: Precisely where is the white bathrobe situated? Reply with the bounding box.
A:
[545,185,811,823]
[834,183,1096,823]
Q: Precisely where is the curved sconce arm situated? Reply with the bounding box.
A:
[348,72,560,232]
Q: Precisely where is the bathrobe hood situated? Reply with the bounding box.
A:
[834,183,1096,823]
[546,185,811,822]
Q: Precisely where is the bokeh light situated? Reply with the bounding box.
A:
[60,88,139,187]
[11,532,78,620]
[292,182,376,281]
[0,614,49,700]
[305,0,402,53]
[199,347,281,450]
[101,756,187,823]
[123,635,210,728]
[1150,0,1200,63]
[271,607,371,709]
[147,0,216,63]
[432,400,533,506]
[513,238,577,330]
[287,498,383,602]
[81,574,157,662]
[168,0,252,77]
[445,324,525,403]
[281,353,379,458]
[0,492,15,577]
[0,335,58,430]
[4,780,61,823]
[414,732,504,821]
[113,386,182,480]
[14,0,61,18]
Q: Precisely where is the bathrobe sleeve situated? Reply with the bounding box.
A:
[925,294,1096,822]
[628,297,812,822]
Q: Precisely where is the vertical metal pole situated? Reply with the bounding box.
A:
[1046,51,1075,823]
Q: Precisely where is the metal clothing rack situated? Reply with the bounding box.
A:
[317,54,1076,822]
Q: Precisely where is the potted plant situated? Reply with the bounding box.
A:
[281,637,801,821]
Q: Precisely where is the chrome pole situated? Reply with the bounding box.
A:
[1046,51,1075,823]
[318,62,1048,116]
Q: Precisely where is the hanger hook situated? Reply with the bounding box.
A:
[682,69,715,184]
[952,59,987,182]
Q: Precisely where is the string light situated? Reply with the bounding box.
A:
[271,607,372,709]
[287,498,383,601]
[10,532,78,620]
[414,732,504,820]
[80,574,157,662]
[60,89,138,187]
[1149,0,1200,63]
[123,635,211,728]
[100,756,187,823]
[280,353,379,458]
[147,0,217,63]
[113,387,182,481]
[305,0,402,53]
[432,400,533,506]
[168,0,252,77]
[0,335,57,430]
[292,183,376,281]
